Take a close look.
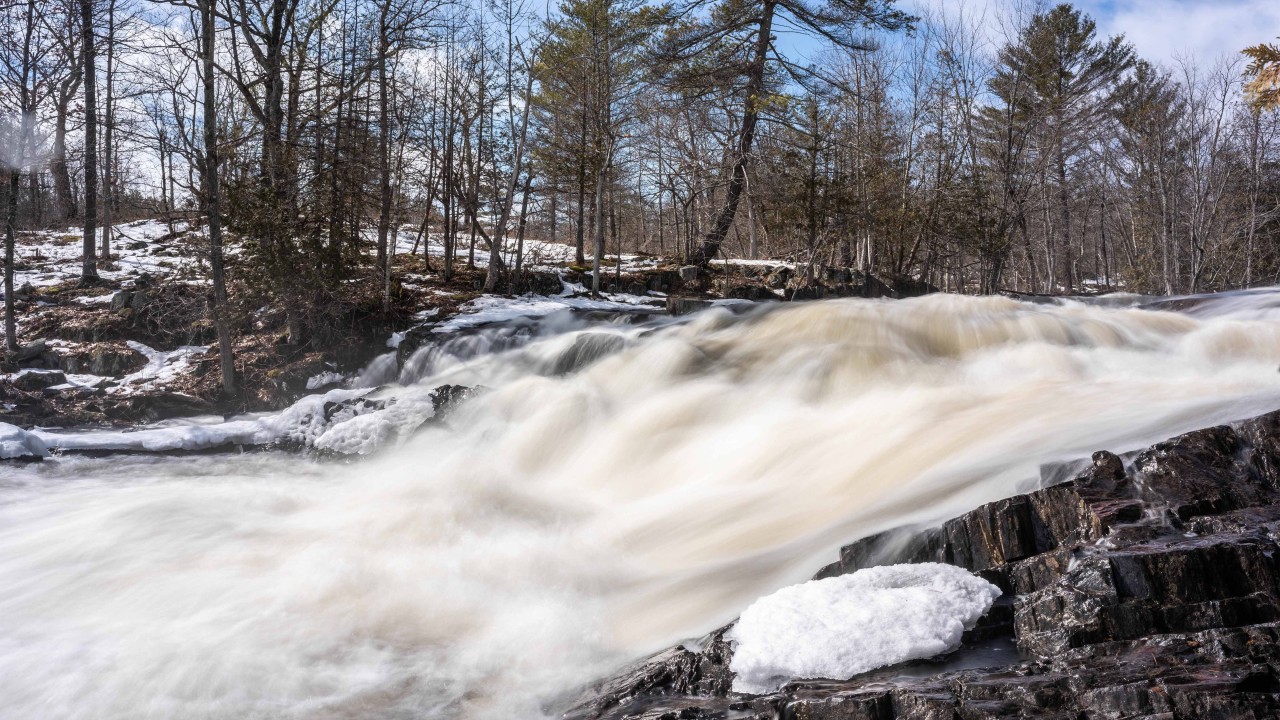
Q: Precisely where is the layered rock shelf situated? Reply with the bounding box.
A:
[566,410,1280,719]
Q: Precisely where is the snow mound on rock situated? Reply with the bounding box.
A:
[0,422,49,460]
[728,562,1001,694]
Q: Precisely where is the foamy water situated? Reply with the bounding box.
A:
[5,291,1280,719]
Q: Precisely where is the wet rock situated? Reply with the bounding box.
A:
[428,384,487,421]
[678,265,700,283]
[565,409,1280,720]
[322,396,389,424]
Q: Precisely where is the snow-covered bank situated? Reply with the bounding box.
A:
[27,387,381,455]
[433,292,662,332]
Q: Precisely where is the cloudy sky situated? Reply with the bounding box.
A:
[908,0,1279,68]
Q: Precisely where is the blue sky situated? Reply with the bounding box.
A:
[909,0,1279,68]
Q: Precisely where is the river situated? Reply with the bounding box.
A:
[4,290,1280,719]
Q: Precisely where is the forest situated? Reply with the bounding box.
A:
[3,0,1280,392]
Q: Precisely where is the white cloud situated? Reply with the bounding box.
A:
[906,0,1275,69]
[1088,0,1280,68]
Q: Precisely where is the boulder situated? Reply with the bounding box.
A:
[10,369,68,391]
[428,384,487,420]
[788,286,825,301]
[523,271,563,296]
[678,265,700,283]
[62,344,147,376]
[724,285,779,301]
[104,392,212,422]
[765,267,792,289]
[13,339,61,369]
[667,297,714,316]
[109,290,132,312]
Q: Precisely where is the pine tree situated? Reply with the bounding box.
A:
[1244,39,1280,111]
[659,0,912,266]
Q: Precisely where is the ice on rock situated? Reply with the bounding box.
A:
[0,422,49,460]
[728,563,1001,695]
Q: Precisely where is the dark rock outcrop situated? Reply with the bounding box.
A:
[428,384,487,423]
[10,369,68,391]
[61,344,147,376]
[566,411,1280,719]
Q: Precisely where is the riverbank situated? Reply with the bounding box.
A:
[1,219,934,429]
[566,409,1280,719]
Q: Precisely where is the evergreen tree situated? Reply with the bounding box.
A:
[659,0,912,265]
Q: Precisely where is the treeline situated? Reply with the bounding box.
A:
[3,1,1280,358]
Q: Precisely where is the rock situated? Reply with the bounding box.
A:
[565,409,1280,720]
[10,369,68,391]
[15,282,34,299]
[14,339,48,363]
[825,267,853,284]
[788,287,825,301]
[13,339,61,369]
[645,269,683,293]
[104,392,212,422]
[724,285,779,301]
[524,271,563,295]
[428,384,486,420]
[109,290,132,312]
[765,267,792,289]
[62,344,147,376]
[322,396,389,424]
[667,297,713,316]
[678,265,700,283]
[890,275,939,299]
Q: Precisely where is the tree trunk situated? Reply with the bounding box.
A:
[100,0,117,262]
[375,8,392,275]
[691,0,775,266]
[202,0,236,397]
[80,0,99,282]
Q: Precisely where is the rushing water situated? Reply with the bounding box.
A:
[6,290,1280,719]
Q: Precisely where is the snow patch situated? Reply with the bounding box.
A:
[727,563,1001,694]
[113,342,209,392]
[305,371,347,390]
[434,293,661,333]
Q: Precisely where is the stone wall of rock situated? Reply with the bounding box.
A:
[564,410,1280,719]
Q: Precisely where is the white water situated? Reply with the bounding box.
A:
[5,291,1280,719]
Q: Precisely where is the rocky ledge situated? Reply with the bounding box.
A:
[566,409,1280,719]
